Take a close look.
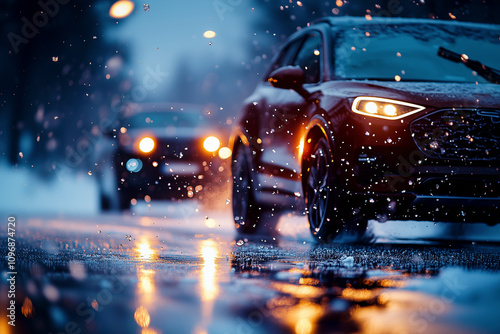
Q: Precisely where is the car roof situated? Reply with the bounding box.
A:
[312,16,500,31]
[282,16,499,51]
[126,102,205,113]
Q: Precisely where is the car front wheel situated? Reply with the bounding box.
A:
[303,136,367,242]
[232,144,265,233]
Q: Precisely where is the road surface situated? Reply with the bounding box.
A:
[1,200,500,334]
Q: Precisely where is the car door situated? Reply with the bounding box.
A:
[256,30,324,202]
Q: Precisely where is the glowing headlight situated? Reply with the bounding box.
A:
[203,136,220,153]
[352,97,425,119]
[218,147,232,159]
[139,137,155,153]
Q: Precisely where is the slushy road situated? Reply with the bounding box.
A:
[1,201,500,334]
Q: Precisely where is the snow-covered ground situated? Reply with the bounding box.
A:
[0,162,99,216]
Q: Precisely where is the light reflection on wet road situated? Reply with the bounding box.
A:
[1,202,500,334]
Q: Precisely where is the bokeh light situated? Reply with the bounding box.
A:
[203,136,220,153]
[203,30,216,38]
[139,137,155,153]
[218,147,232,159]
[109,1,135,19]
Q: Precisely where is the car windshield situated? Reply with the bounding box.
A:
[334,23,500,83]
[126,112,202,128]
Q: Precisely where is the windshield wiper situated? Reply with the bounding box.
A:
[438,47,500,84]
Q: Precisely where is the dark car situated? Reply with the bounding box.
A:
[230,17,500,241]
[99,103,231,210]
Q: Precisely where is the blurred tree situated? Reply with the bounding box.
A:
[1,0,130,174]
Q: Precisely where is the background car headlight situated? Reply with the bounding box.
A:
[352,97,425,119]
[218,147,232,159]
[139,137,155,153]
[203,136,220,153]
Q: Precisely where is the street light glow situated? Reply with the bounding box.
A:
[109,1,135,19]
[203,30,216,39]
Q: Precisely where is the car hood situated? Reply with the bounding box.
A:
[125,127,212,140]
[326,81,500,109]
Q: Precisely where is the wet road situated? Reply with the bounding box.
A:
[1,201,500,334]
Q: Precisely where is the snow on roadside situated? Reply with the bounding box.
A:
[354,267,500,334]
[402,267,500,334]
[0,162,98,215]
[369,219,500,243]
[406,267,500,305]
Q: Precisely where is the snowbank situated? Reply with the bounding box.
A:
[0,162,98,216]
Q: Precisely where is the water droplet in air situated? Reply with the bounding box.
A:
[143,4,150,11]
[226,199,231,205]
[236,240,244,246]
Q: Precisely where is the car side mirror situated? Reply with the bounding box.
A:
[268,66,311,100]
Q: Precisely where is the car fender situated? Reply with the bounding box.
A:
[303,114,336,163]
[301,114,339,193]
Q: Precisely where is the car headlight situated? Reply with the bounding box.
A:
[352,97,425,120]
[139,137,155,153]
[218,147,232,159]
[203,136,220,153]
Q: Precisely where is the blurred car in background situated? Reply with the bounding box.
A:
[230,17,500,241]
[99,103,231,210]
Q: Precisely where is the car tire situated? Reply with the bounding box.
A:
[303,136,367,242]
[117,189,131,211]
[100,192,112,211]
[232,144,267,234]
[99,187,129,211]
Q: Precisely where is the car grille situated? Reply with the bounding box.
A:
[410,109,500,161]
[161,138,202,159]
